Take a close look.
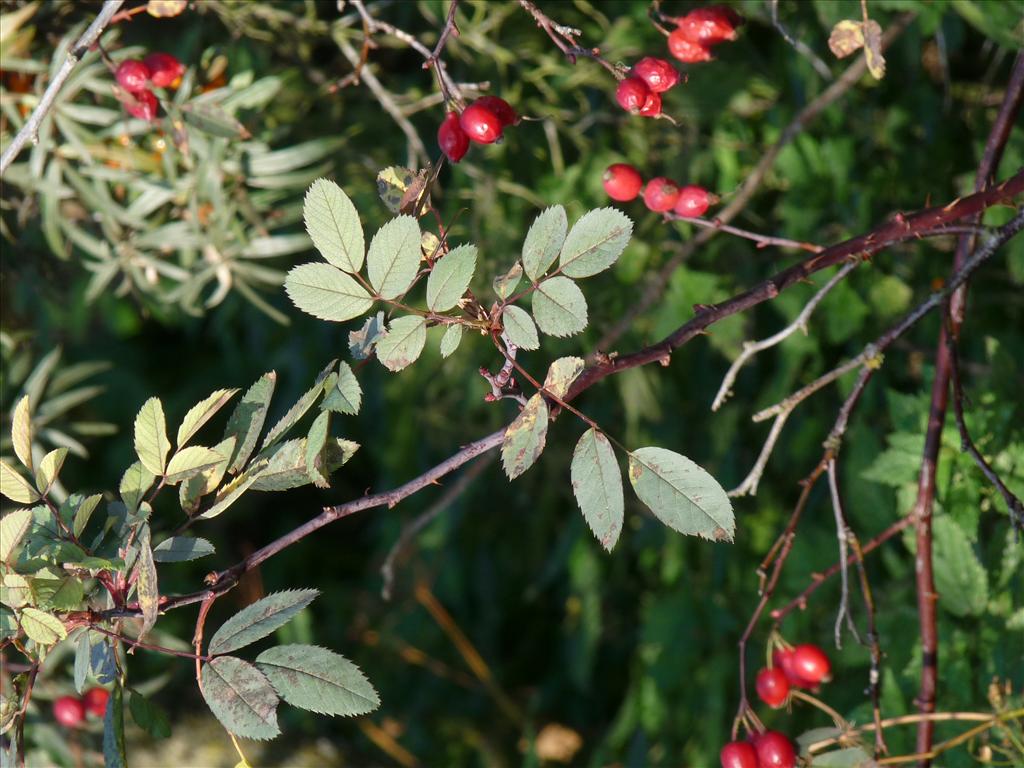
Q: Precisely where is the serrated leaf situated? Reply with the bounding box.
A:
[0,607,15,640]
[522,206,567,281]
[256,644,380,716]
[133,397,171,476]
[367,216,421,300]
[376,316,427,372]
[249,438,358,491]
[199,470,261,520]
[29,569,83,610]
[559,207,633,278]
[305,411,330,488]
[12,395,32,472]
[502,305,540,351]
[0,460,39,504]
[321,362,361,415]
[627,448,735,541]
[501,394,549,480]
[571,429,624,551]
[135,525,159,640]
[543,357,584,399]
[303,178,364,273]
[349,312,386,360]
[224,372,276,474]
[20,606,67,644]
[439,324,463,358]
[209,589,319,655]
[72,493,103,538]
[810,747,877,767]
[493,261,523,299]
[120,461,155,515]
[176,388,238,448]
[532,276,588,337]
[165,446,224,484]
[261,361,335,451]
[1,509,33,562]
[427,244,477,311]
[933,516,988,617]
[180,436,235,513]
[1,573,31,609]
[152,536,215,562]
[201,656,280,740]
[34,447,68,495]
[285,263,374,322]
[103,683,126,768]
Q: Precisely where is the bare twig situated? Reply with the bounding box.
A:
[517,0,620,77]
[671,214,824,253]
[826,459,860,647]
[769,0,834,81]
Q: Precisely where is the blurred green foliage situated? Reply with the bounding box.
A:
[1,0,1022,765]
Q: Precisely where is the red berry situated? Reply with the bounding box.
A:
[615,76,650,113]
[638,90,662,117]
[643,177,679,212]
[438,112,470,163]
[791,643,832,686]
[124,89,159,121]
[674,6,742,45]
[668,29,714,63]
[83,687,110,718]
[603,163,643,201]
[53,696,85,728]
[115,60,150,93]
[753,731,796,768]
[755,667,790,708]
[719,741,758,768]
[473,95,517,127]
[460,102,504,144]
[632,57,681,93]
[143,52,185,88]
[674,185,715,217]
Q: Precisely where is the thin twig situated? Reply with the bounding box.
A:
[769,0,834,81]
[671,214,824,252]
[826,459,860,647]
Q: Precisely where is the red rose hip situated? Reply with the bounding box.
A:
[753,731,796,768]
[143,52,184,88]
[643,177,679,212]
[674,185,715,217]
[438,112,470,163]
[719,740,758,768]
[473,95,517,127]
[674,7,742,45]
[460,102,503,144]
[668,29,714,63]
[83,687,110,717]
[638,90,662,117]
[603,164,643,201]
[115,60,150,93]
[755,667,790,708]
[791,643,832,686]
[53,696,85,728]
[615,76,651,113]
[632,57,681,93]
[124,89,159,121]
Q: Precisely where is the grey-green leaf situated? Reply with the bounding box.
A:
[256,644,380,716]
[285,263,374,322]
[133,397,171,476]
[532,276,588,337]
[501,394,549,480]
[493,261,523,300]
[543,356,584,399]
[522,206,567,281]
[376,316,427,372]
[367,215,421,300]
[627,447,734,541]
[502,305,540,351]
[208,589,319,655]
[201,656,280,740]
[103,684,126,768]
[427,244,476,311]
[571,429,624,551]
[439,324,463,358]
[249,437,359,491]
[303,178,364,273]
[134,525,159,640]
[321,362,362,416]
[223,371,276,473]
[152,536,215,562]
[559,207,633,278]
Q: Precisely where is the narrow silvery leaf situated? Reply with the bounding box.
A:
[285,263,374,322]
[439,324,463,358]
[257,644,380,716]
[627,447,734,541]
[367,215,421,300]
[134,525,159,640]
[571,429,624,551]
[376,316,427,372]
[12,395,32,472]
[493,261,523,299]
[133,397,171,476]
[303,178,364,273]
[559,207,633,278]
[201,656,280,740]
[152,536,215,562]
[176,388,238,448]
[0,461,39,504]
[35,447,68,495]
[543,357,584,399]
[532,276,588,337]
[321,362,362,415]
[522,206,567,281]
[223,371,276,474]
[501,305,539,351]
[501,394,549,480]
[427,244,477,311]
[208,589,319,655]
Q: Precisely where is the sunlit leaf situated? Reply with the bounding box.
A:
[208,589,319,655]
[256,644,380,716]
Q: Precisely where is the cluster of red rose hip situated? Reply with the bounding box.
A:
[52,688,109,728]
[603,163,717,218]
[113,52,185,121]
[437,95,519,163]
[666,4,743,63]
[720,643,832,768]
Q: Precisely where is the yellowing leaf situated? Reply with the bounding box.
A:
[829,19,865,59]
[147,0,187,17]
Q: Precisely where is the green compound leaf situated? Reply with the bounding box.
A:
[501,394,549,480]
[285,263,374,322]
[367,215,421,300]
[522,205,567,281]
[201,656,280,741]
[559,207,633,279]
[19,606,67,645]
[501,305,539,351]
[439,324,463,358]
[427,244,477,311]
[321,362,362,416]
[933,516,988,617]
[532,276,588,337]
[303,178,364,273]
[376,316,427,372]
[208,589,319,655]
[152,536,215,562]
[133,397,171,476]
[543,356,584,399]
[627,447,734,542]
[256,644,380,717]
[223,371,276,474]
[571,429,624,552]
[0,460,39,504]
[493,261,523,299]
[176,388,239,449]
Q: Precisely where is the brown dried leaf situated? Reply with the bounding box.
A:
[863,19,886,79]
[829,19,865,59]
